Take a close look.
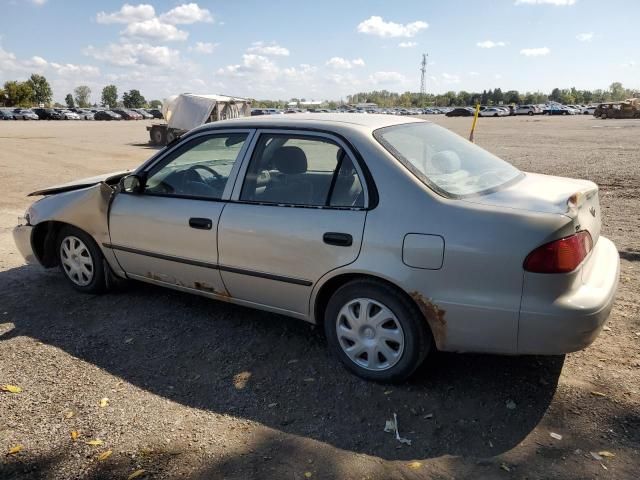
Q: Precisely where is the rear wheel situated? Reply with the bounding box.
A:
[56,226,106,293]
[528,111,534,116]
[324,279,433,383]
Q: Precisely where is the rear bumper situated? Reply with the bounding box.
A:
[518,236,619,354]
[13,224,39,265]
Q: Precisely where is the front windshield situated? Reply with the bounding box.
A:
[374,122,522,198]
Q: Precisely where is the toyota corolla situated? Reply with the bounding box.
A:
[13,114,619,382]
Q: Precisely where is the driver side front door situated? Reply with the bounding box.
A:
[106,130,252,296]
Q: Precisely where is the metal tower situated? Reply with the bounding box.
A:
[420,53,428,97]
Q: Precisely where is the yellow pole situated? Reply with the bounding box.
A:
[469,104,480,142]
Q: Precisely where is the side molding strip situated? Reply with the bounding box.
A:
[102,243,313,286]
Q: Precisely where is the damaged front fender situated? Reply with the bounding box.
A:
[28,182,125,277]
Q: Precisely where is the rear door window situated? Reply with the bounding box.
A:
[240,133,365,208]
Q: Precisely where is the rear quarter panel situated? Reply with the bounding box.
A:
[313,129,571,354]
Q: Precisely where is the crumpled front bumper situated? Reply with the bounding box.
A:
[13,224,38,265]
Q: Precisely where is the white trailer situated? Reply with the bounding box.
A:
[147,93,251,145]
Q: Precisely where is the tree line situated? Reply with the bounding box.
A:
[0,73,161,109]
[345,82,636,108]
[251,82,637,109]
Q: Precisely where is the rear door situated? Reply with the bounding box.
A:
[217,130,369,316]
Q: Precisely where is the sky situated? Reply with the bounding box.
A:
[1,0,638,103]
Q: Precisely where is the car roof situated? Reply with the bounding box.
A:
[193,113,425,134]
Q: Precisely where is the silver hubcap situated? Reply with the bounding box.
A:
[336,298,405,371]
[60,236,94,287]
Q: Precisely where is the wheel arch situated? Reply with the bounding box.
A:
[312,270,429,330]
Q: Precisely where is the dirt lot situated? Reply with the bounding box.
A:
[1,116,638,480]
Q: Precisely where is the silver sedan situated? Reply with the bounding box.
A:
[13,114,619,382]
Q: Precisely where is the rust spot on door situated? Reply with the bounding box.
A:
[193,281,232,299]
[410,291,447,348]
[194,281,216,293]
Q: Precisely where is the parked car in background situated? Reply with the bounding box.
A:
[56,109,81,120]
[77,109,94,120]
[515,105,539,116]
[479,107,507,117]
[133,109,154,119]
[13,114,619,383]
[582,106,597,115]
[543,105,575,115]
[12,108,39,120]
[147,109,164,119]
[445,107,474,117]
[33,108,63,120]
[93,110,122,121]
[0,109,15,120]
[251,109,266,116]
[112,109,137,120]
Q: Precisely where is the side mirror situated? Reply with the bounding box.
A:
[120,174,144,194]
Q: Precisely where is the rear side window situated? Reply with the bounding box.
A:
[240,134,364,208]
[374,122,522,198]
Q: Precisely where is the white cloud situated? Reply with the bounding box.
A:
[217,54,279,79]
[520,47,550,56]
[357,16,428,38]
[442,72,460,84]
[189,41,218,54]
[97,4,156,24]
[621,60,636,68]
[325,57,365,69]
[84,42,180,67]
[398,41,417,48]
[122,18,188,42]
[468,71,479,76]
[368,71,406,85]
[246,41,290,56]
[495,73,503,79]
[515,0,576,5]
[476,40,507,48]
[31,0,48,5]
[159,3,213,25]
[576,32,593,42]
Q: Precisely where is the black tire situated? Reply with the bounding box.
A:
[528,111,534,116]
[601,114,607,119]
[324,279,433,383]
[493,113,498,117]
[56,226,106,294]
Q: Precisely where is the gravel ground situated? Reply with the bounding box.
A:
[0,116,638,479]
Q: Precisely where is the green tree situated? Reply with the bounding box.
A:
[505,90,521,104]
[549,88,562,102]
[26,74,52,106]
[122,89,147,108]
[148,99,162,109]
[3,80,34,106]
[74,85,92,107]
[101,85,118,108]
[65,93,75,108]
[609,82,626,101]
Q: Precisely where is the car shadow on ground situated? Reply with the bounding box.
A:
[0,265,564,461]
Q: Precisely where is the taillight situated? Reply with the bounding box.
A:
[524,231,593,273]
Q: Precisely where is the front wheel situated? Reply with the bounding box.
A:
[56,226,106,293]
[324,279,433,383]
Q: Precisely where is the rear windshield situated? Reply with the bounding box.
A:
[374,122,522,198]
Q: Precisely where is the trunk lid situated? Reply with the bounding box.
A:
[463,172,601,242]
